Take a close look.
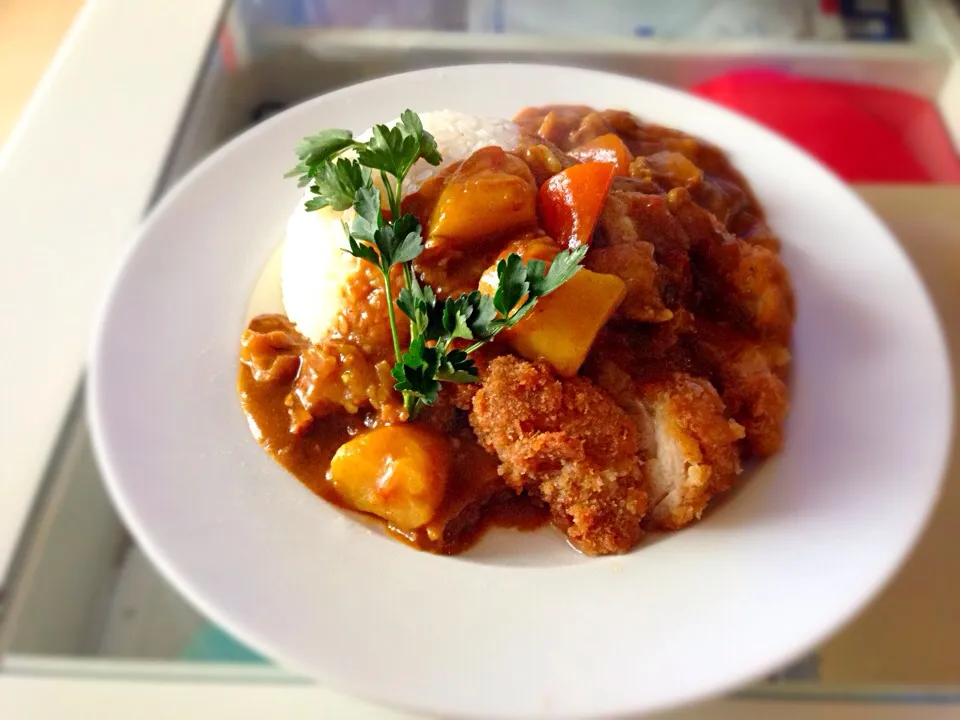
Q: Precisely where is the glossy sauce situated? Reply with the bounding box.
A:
[238,104,792,556]
[238,358,547,554]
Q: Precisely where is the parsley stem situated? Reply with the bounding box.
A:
[380,171,398,221]
[403,392,418,418]
[381,262,419,418]
[393,176,404,219]
[380,268,403,366]
[402,263,415,297]
[391,174,418,294]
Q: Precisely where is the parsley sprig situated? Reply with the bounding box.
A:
[287,110,587,418]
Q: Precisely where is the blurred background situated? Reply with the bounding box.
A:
[5,0,960,177]
[1,1,958,717]
[0,0,84,142]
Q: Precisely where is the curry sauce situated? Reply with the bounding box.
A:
[238,105,793,556]
[239,329,548,554]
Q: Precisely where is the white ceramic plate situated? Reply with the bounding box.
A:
[89,65,953,719]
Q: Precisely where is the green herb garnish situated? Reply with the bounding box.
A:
[287,110,587,418]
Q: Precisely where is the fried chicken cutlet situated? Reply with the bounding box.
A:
[470,356,648,555]
[590,361,744,531]
[690,319,791,458]
[636,374,745,529]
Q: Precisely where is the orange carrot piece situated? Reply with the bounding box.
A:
[538,162,616,248]
[568,133,633,176]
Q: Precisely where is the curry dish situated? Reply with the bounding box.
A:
[238,105,794,556]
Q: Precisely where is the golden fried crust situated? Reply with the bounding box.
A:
[470,356,648,555]
[636,374,745,531]
[692,319,791,458]
[727,241,795,343]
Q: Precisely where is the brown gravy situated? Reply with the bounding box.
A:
[238,360,548,554]
[237,104,793,556]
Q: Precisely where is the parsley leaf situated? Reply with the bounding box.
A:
[493,254,530,317]
[400,109,442,166]
[391,336,441,404]
[436,349,477,383]
[372,213,423,269]
[397,276,438,340]
[357,110,442,182]
[396,286,419,326]
[398,275,449,345]
[392,339,476,403]
[465,291,498,340]
[357,124,415,179]
[349,184,381,242]
[305,158,371,212]
[294,129,355,164]
[531,245,588,297]
[284,129,356,187]
[441,296,475,342]
[438,291,499,343]
[304,195,331,213]
[344,231,379,266]
[388,213,424,266]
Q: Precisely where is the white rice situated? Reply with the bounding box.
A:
[282,110,520,344]
[365,110,520,192]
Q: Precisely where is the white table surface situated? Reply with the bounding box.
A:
[2,674,960,720]
[0,0,227,586]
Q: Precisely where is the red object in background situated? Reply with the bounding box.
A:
[690,69,960,183]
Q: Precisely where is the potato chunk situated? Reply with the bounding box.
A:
[329,425,450,532]
[426,146,537,251]
[504,269,626,377]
